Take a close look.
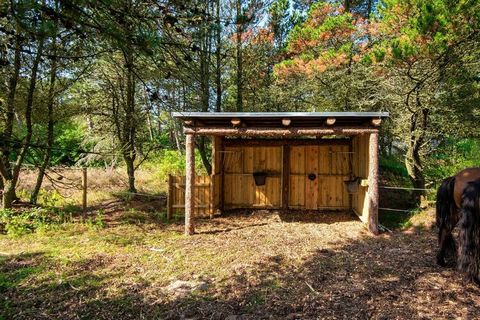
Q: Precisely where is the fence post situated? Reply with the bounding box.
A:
[82,167,87,215]
[167,174,173,220]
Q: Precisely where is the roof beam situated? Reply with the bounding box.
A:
[184,127,379,137]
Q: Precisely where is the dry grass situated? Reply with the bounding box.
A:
[1,204,480,320]
[15,167,167,207]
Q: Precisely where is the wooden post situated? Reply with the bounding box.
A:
[185,133,195,235]
[167,174,173,220]
[282,145,290,210]
[368,132,379,234]
[220,137,225,214]
[82,168,87,215]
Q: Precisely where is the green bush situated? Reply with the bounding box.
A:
[85,210,106,230]
[142,149,207,181]
[380,155,408,177]
[0,208,62,237]
[425,138,480,180]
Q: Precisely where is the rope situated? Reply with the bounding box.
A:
[114,191,165,199]
[379,186,435,191]
[379,207,417,213]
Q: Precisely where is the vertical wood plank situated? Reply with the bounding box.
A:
[167,174,173,220]
[282,145,290,209]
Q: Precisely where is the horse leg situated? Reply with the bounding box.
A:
[437,227,456,267]
[458,179,480,285]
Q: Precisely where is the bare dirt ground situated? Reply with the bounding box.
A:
[1,207,480,320]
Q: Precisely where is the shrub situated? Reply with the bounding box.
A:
[0,208,62,237]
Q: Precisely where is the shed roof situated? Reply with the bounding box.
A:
[173,111,389,128]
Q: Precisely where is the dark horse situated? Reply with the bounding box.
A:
[436,167,480,284]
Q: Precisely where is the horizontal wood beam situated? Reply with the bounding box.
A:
[224,138,351,147]
[184,127,379,137]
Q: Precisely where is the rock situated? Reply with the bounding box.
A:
[225,315,238,320]
[165,280,208,296]
[197,282,209,291]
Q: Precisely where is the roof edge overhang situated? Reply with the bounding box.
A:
[172,111,389,119]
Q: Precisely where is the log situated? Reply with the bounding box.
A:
[371,118,382,126]
[185,133,195,235]
[325,117,336,125]
[184,126,379,137]
[282,118,291,126]
[368,131,379,235]
[223,138,350,147]
[82,168,87,215]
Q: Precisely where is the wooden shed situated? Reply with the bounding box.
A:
[172,112,389,235]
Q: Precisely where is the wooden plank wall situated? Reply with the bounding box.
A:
[169,175,212,217]
[223,146,282,208]
[289,145,350,209]
[351,134,370,221]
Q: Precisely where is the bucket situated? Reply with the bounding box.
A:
[253,172,267,186]
[345,177,361,194]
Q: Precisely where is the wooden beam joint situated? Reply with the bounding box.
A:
[231,118,241,127]
[282,118,291,127]
[371,118,382,126]
[325,117,336,126]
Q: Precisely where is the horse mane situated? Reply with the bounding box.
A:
[436,176,456,231]
[458,178,480,283]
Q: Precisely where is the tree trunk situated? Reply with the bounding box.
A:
[197,136,212,175]
[235,0,243,112]
[31,32,58,205]
[0,34,21,208]
[125,154,136,193]
[3,36,45,208]
[405,101,428,205]
[122,44,137,193]
[215,0,222,112]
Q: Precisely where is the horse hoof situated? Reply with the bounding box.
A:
[473,277,480,286]
[436,256,446,267]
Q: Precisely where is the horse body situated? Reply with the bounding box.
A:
[453,167,480,208]
[436,167,480,284]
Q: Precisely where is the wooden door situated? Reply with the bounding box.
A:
[288,144,350,210]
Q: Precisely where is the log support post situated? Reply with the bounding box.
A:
[368,131,379,234]
[185,133,195,235]
[82,168,87,215]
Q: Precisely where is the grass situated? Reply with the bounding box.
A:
[1,206,479,319]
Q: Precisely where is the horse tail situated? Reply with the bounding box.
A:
[436,176,456,232]
[458,179,480,284]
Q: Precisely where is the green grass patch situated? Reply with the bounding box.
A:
[380,155,408,177]
[380,209,417,230]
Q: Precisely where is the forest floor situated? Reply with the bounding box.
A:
[1,200,480,320]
